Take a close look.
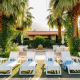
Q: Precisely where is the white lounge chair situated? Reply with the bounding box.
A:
[0,51,21,75]
[44,51,61,75]
[60,45,65,47]
[77,52,80,62]
[78,52,80,56]
[56,46,69,53]
[61,51,80,74]
[53,45,59,51]
[19,50,37,75]
[56,47,61,53]
[64,47,69,51]
[23,45,28,51]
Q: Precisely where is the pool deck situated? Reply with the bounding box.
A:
[19,49,61,60]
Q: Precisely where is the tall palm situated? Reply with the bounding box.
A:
[0,0,29,50]
[16,7,34,31]
[0,0,29,29]
[24,11,34,30]
[46,14,54,31]
[46,11,65,38]
[49,0,80,37]
[16,8,34,44]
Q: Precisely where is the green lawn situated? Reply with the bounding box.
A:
[0,60,80,78]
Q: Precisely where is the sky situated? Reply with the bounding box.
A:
[29,0,80,31]
[29,0,57,31]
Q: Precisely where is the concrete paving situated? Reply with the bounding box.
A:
[19,49,61,60]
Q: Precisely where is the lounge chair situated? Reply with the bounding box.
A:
[78,52,80,56]
[19,50,37,75]
[60,45,65,47]
[56,47,61,53]
[44,50,61,75]
[53,45,59,51]
[0,51,21,75]
[23,45,28,51]
[56,46,69,53]
[77,52,80,62]
[61,51,80,74]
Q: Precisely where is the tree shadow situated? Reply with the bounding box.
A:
[0,60,80,79]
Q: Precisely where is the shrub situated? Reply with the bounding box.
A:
[17,33,22,45]
[63,38,67,46]
[11,43,18,51]
[64,14,79,56]
[34,36,45,48]
[23,39,56,48]
[23,40,35,48]
[23,36,58,48]
[43,40,56,48]
[0,15,20,56]
[2,50,10,58]
[0,47,2,55]
[58,38,62,45]
[67,37,79,56]
[23,40,29,45]
[50,40,56,45]
[2,43,18,58]
[44,39,51,48]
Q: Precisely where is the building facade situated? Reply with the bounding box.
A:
[25,31,64,40]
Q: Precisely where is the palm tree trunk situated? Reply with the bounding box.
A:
[72,19,78,37]
[58,22,61,39]
[76,19,78,36]
[72,1,80,37]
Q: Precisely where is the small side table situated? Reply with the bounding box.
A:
[0,58,7,64]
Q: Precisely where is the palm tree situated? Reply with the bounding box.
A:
[49,0,80,37]
[16,7,34,44]
[46,10,65,39]
[0,0,29,50]
[1,0,29,29]
[16,7,34,31]
[46,14,54,31]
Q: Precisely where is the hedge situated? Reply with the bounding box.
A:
[23,39,57,48]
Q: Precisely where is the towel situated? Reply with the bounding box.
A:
[62,60,73,70]
[28,58,33,61]
[48,58,53,61]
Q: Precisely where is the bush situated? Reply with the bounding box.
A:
[23,40,29,45]
[43,40,56,48]
[64,14,79,56]
[2,50,10,58]
[58,38,62,45]
[23,40,35,48]
[17,34,22,45]
[2,43,18,58]
[63,38,68,46]
[50,40,56,45]
[34,36,45,48]
[23,37,56,48]
[67,37,79,56]
[11,43,18,51]
[0,15,18,52]
[44,39,51,48]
